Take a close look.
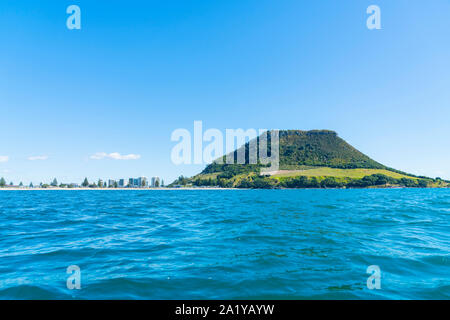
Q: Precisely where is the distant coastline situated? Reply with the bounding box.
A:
[0,186,447,191]
[0,187,235,191]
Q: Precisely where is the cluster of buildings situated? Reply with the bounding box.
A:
[105,176,161,188]
[0,176,164,189]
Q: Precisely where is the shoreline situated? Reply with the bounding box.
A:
[0,187,236,191]
[0,186,447,191]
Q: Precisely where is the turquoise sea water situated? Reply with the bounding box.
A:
[0,189,448,299]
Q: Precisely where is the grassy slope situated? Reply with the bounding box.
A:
[192,168,448,188]
[271,168,419,180]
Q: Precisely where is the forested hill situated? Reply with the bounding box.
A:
[171,130,446,189]
[202,130,385,175]
[277,130,385,169]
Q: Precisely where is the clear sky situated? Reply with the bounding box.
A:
[1,0,449,185]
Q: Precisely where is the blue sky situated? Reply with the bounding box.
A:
[1,0,449,184]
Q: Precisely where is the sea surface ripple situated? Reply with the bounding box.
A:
[0,189,449,299]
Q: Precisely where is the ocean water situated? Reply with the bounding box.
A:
[0,189,448,300]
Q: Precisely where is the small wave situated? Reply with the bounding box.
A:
[0,285,70,300]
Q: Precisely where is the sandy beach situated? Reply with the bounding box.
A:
[0,187,236,191]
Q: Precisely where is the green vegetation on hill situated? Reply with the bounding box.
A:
[272,167,417,180]
[278,130,385,169]
[200,130,386,177]
[186,172,443,189]
[170,130,447,189]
